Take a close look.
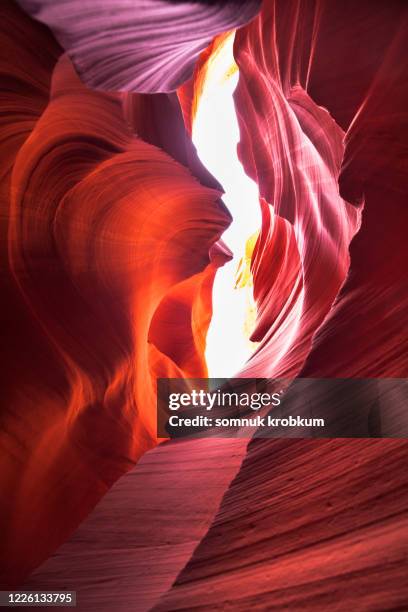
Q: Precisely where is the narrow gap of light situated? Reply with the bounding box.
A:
[192,33,261,378]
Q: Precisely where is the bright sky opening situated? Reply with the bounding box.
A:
[192,32,261,378]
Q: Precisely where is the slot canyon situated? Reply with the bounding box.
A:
[0,0,407,609]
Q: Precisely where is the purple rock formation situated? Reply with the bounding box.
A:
[17,0,261,92]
